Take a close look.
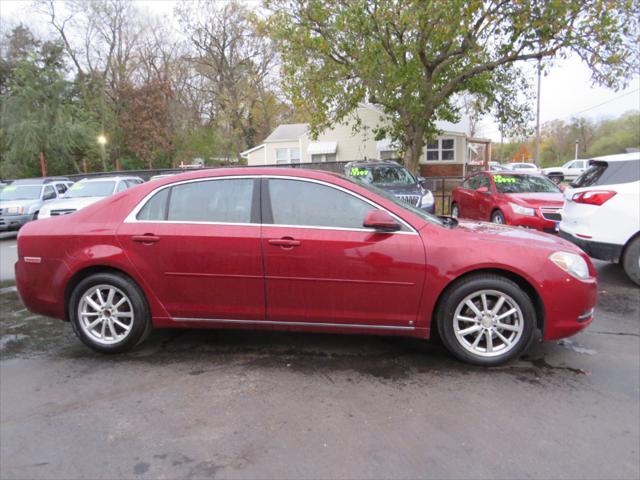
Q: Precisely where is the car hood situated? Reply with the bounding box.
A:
[43,196,105,211]
[453,220,578,250]
[0,199,41,210]
[375,184,424,195]
[503,192,564,208]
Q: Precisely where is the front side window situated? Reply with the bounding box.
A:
[116,181,128,193]
[137,179,254,223]
[43,185,56,200]
[268,179,375,229]
[426,138,456,161]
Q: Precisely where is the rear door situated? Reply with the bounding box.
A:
[117,177,265,320]
[456,176,479,218]
[261,177,425,328]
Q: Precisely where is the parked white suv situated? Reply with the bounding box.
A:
[542,159,589,183]
[508,162,540,173]
[38,176,143,219]
[559,153,640,285]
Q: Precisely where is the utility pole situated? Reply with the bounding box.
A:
[534,56,542,166]
[575,140,579,160]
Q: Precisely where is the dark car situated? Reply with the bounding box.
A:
[344,160,435,213]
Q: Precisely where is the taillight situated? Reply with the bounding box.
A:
[572,190,617,205]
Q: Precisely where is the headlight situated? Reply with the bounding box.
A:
[509,202,535,217]
[420,191,434,207]
[6,206,25,215]
[549,251,590,280]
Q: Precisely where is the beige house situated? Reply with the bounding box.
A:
[241,104,490,177]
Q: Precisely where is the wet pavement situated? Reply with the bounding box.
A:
[1,237,639,479]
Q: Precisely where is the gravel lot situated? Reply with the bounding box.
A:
[1,236,638,480]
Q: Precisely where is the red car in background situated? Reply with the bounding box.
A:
[451,172,564,233]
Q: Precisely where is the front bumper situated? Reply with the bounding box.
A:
[508,213,559,234]
[0,214,32,231]
[558,229,623,262]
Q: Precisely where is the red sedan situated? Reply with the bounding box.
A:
[15,168,596,366]
[451,172,564,233]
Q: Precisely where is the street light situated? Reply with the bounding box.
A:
[97,134,107,170]
[97,134,107,145]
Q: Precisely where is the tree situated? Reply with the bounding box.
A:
[265,0,639,173]
[0,38,93,178]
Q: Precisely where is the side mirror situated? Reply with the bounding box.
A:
[417,175,427,186]
[476,186,489,194]
[363,210,401,232]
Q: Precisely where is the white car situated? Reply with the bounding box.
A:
[38,176,144,219]
[508,162,540,173]
[559,153,640,285]
[542,159,589,183]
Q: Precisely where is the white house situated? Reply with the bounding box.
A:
[241,104,490,177]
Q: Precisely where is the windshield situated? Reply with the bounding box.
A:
[493,174,560,194]
[344,175,444,226]
[64,181,116,198]
[347,165,416,185]
[0,185,42,201]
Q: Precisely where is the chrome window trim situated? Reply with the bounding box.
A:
[172,317,415,330]
[124,174,418,234]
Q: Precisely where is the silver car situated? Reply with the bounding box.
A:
[0,178,73,231]
[38,176,144,219]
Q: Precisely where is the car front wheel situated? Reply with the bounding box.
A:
[437,274,536,366]
[491,210,505,224]
[69,272,152,353]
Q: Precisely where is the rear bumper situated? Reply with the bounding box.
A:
[558,230,623,262]
[15,257,70,320]
[0,214,31,231]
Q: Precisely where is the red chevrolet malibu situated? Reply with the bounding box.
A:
[15,168,596,366]
[451,171,564,233]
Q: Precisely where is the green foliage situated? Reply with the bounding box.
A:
[493,111,640,166]
[265,0,639,172]
[0,38,95,178]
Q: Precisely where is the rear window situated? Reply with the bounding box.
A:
[572,160,640,187]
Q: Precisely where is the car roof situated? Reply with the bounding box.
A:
[77,176,142,183]
[588,152,639,162]
[345,160,405,168]
[11,177,70,185]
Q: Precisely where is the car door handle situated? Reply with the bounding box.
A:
[268,238,301,248]
[132,234,160,244]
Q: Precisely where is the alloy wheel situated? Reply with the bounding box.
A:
[78,284,135,345]
[452,289,524,358]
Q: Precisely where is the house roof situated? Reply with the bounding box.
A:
[265,123,309,142]
[240,144,265,157]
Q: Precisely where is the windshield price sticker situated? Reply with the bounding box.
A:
[493,175,517,184]
[69,184,84,190]
[350,167,369,177]
[3,186,17,192]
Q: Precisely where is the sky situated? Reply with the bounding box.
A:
[1,0,639,142]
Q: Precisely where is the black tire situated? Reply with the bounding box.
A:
[451,202,460,218]
[491,210,505,224]
[622,236,640,286]
[548,174,564,184]
[69,272,152,353]
[436,274,536,366]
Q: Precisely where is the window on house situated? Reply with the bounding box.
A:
[276,148,300,164]
[426,138,456,161]
[311,153,337,162]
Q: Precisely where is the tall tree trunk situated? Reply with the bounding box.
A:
[39,150,47,177]
[403,126,425,175]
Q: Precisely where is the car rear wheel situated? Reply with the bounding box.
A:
[622,236,640,286]
[451,203,460,218]
[548,174,564,184]
[436,274,536,366]
[69,272,152,353]
[491,210,505,224]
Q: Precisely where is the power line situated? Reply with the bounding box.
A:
[565,88,640,118]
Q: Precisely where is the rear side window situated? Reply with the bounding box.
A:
[572,160,640,187]
[137,179,254,223]
[267,179,375,229]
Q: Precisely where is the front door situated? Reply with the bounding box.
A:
[117,177,265,320]
[261,178,425,328]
